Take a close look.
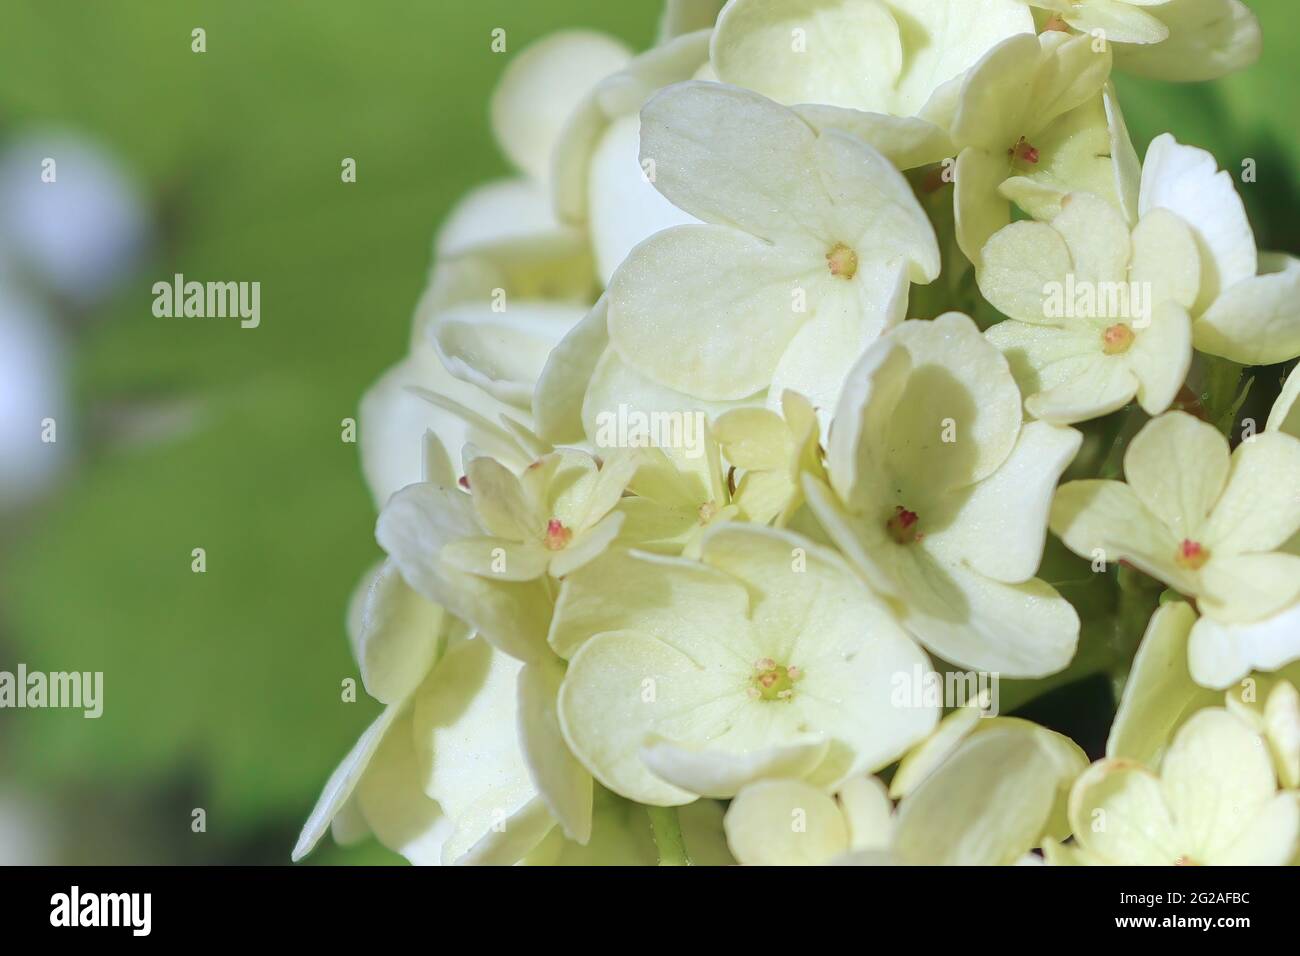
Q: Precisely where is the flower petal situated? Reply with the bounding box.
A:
[490,31,630,184]
[724,778,849,866]
[1050,478,1196,591]
[1068,760,1182,865]
[1189,602,1300,690]
[1108,601,1217,763]
[354,561,445,705]
[1115,0,1261,83]
[1138,133,1256,311]
[1124,410,1229,542]
[1129,207,1201,310]
[1160,708,1277,862]
[518,658,594,844]
[638,81,832,245]
[640,736,830,799]
[978,221,1073,324]
[1202,431,1300,556]
[1128,301,1193,416]
[607,224,815,401]
[710,0,902,112]
[926,420,1082,584]
[1194,254,1300,365]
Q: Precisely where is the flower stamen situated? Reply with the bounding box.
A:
[1008,136,1040,165]
[751,658,802,702]
[1102,323,1135,355]
[826,243,859,280]
[1175,539,1209,571]
[544,518,573,551]
[886,505,921,544]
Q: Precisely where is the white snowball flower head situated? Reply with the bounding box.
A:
[980,191,1197,424]
[1051,411,1300,628]
[805,312,1083,678]
[606,81,939,412]
[554,523,939,806]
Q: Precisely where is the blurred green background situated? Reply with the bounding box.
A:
[0,0,1294,864]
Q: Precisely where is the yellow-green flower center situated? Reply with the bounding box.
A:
[750,658,801,702]
[1102,323,1135,355]
[826,243,858,280]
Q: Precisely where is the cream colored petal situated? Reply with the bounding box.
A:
[292,704,402,862]
[954,146,1013,266]
[1129,208,1201,310]
[518,659,593,844]
[1025,355,1137,425]
[533,296,609,445]
[892,723,1074,865]
[1159,708,1276,862]
[548,547,750,659]
[885,312,1024,491]
[889,702,982,799]
[1123,410,1230,541]
[354,560,445,705]
[490,31,631,184]
[1267,364,1300,438]
[1115,0,1261,83]
[640,736,830,799]
[795,105,953,170]
[1194,254,1300,366]
[607,224,815,401]
[1108,601,1217,764]
[354,708,454,865]
[1052,191,1131,286]
[558,630,748,806]
[724,778,849,866]
[895,550,1080,678]
[1127,301,1193,416]
[1049,478,1196,591]
[838,775,894,850]
[977,221,1073,324]
[587,114,699,286]
[637,81,832,245]
[1189,603,1300,690]
[710,0,902,112]
[1202,431,1300,556]
[1212,792,1300,865]
[1068,760,1182,865]
[925,420,1081,584]
[1138,132,1256,311]
[1198,552,1300,624]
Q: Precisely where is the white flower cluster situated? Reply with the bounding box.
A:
[297,0,1300,866]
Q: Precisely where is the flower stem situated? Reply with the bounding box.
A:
[646,806,692,866]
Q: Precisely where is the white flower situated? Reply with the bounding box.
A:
[1138,133,1300,366]
[950,31,1131,264]
[1053,708,1298,865]
[806,312,1082,677]
[607,80,938,420]
[553,523,938,805]
[1052,411,1300,629]
[979,190,1197,424]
